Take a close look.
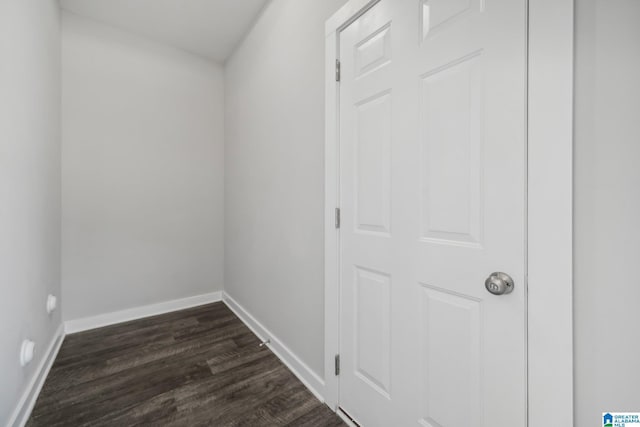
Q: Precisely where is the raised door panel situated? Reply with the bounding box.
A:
[420,52,484,247]
[421,0,479,39]
[355,23,392,78]
[420,285,482,427]
[354,266,392,399]
[355,91,392,236]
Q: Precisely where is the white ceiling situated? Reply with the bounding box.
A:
[60,0,269,62]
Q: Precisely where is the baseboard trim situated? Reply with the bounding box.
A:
[64,291,223,334]
[8,323,65,427]
[222,292,325,403]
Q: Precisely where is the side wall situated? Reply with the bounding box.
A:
[62,13,225,321]
[224,0,347,379]
[0,1,62,424]
[574,0,640,423]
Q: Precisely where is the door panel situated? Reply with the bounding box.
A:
[355,23,392,77]
[339,0,526,426]
[354,266,392,398]
[419,52,484,246]
[419,285,481,427]
[420,0,478,40]
[355,91,392,235]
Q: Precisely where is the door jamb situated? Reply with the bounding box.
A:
[323,0,573,424]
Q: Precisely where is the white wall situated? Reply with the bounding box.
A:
[0,0,62,424]
[225,0,347,379]
[574,0,640,423]
[62,13,225,321]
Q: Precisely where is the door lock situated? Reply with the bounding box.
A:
[485,272,515,295]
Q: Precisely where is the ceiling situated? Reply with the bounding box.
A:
[60,0,269,63]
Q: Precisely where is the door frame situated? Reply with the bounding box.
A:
[324,0,573,425]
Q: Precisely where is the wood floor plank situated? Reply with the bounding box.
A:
[233,384,324,426]
[286,404,348,427]
[27,302,344,427]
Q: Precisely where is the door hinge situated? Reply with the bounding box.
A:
[335,207,341,229]
[335,354,340,376]
[335,59,341,82]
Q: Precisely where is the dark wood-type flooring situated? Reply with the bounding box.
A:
[28,302,345,427]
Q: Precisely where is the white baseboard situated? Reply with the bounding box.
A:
[8,323,65,427]
[222,292,326,403]
[64,291,223,334]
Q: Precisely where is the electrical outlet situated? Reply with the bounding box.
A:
[46,294,57,314]
[20,340,35,367]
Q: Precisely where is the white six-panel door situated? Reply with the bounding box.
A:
[338,1,527,426]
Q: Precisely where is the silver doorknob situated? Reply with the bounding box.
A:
[485,272,514,295]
